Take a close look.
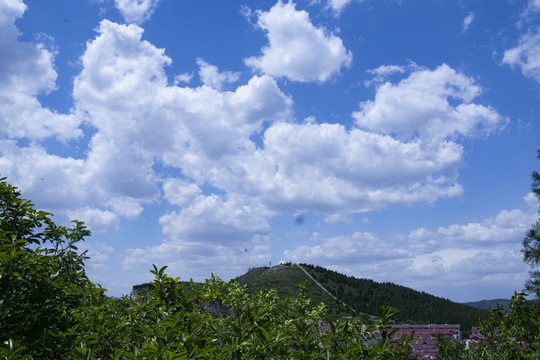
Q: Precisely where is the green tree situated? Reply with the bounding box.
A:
[0,177,98,358]
[437,292,539,359]
[0,177,417,359]
[523,150,540,297]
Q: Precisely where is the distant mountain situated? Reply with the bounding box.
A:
[463,299,511,310]
[235,263,487,331]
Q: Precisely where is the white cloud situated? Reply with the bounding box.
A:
[364,64,410,87]
[0,0,81,141]
[1,16,505,246]
[159,195,271,244]
[79,242,115,271]
[59,18,288,229]
[68,207,120,233]
[324,213,353,224]
[0,140,88,210]
[462,12,475,32]
[106,196,144,219]
[398,249,528,294]
[0,0,26,26]
[409,227,441,253]
[162,178,202,207]
[113,0,161,24]
[124,240,272,282]
[197,59,240,90]
[438,208,535,246]
[232,121,464,214]
[503,28,540,84]
[158,74,292,165]
[521,0,540,20]
[355,64,505,140]
[194,64,504,214]
[326,0,365,14]
[283,231,412,264]
[408,194,536,249]
[74,20,171,124]
[123,194,273,280]
[174,72,193,85]
[245,1,352,82]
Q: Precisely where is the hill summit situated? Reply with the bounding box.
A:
[235,263,487,331]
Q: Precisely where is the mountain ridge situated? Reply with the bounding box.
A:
[462,298,511,310]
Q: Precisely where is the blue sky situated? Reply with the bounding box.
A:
[1,0,539,303]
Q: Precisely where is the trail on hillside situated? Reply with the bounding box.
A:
[294,263,356,314]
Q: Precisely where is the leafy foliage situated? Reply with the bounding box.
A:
[523,149,540,298]
[437,292,540,359]
[522,150,540,298]
[0,177,98,358]
[0,177,418,359]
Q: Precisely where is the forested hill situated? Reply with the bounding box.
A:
[463,299,511,310]
[235,263,487,331]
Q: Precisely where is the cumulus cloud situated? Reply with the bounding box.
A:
[159,195,271,244]
[409,228,441,253]
[1,15,506,246]
[123,194,273,280]
[503,28,540,84]
[162,178,202,207]
[174,63,504,217]
[124,240,273,281]
[438,208,535,247]
[355,64,504,141]
[197,59,240,90]
[245,1,352,82]
[1,17,292,233]
[408,194,536,250]
[106,196,144,219]
[0,0,81,141]
[113,0,161,24]
[0,140,87,210]
[74,20,171,122]
[68,207,120,233]
[319,187,535,300]
[238,122,465,213]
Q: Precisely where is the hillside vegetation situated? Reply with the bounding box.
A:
[463,299,512,310]
[235,263,487,331]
